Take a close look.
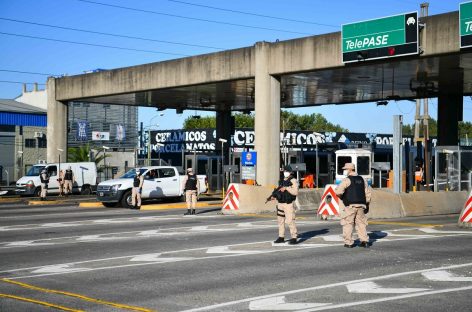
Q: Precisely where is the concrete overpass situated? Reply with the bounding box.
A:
[48,11,470,186]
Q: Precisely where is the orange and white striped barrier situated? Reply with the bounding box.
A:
[223,183,240,211]
[317,184,340,216]
[458,190,472,228]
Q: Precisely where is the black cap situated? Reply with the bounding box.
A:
[284,165,292,172]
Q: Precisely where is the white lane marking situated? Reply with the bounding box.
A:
[295,286,472,312]
[0,214,223,231]
[0,220,277,248]
[5,240,55,247]
[178,262,472,312]
[2,241,337,280]
[249,296,330,310]
[320,235,344,242]
[422,270,472,282]
[418,228,472,234]
[130,253,194,262]
[346,281,428,294]
[206,246,263,255]
[31,264,89,274]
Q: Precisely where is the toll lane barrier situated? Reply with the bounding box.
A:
[297,188,467,219]
[221,184,277,215]
[458,190,472,228]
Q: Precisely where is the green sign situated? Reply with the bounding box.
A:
[342,12,418,63]
[460,1,472,48]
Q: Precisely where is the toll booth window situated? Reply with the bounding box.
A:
[197,159,207,175]
[337,156,352,174]
[212,159,218,174]
[47,166,57,177]
[158,168,175,178]
[357,156,370,175]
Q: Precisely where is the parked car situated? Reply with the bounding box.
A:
[16,162,97,196]
[97,166,207,208]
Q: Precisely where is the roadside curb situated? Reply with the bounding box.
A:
[28,200,65,205]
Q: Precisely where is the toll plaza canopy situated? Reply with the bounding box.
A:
[48,11,472,185]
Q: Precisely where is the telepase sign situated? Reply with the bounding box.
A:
[460,1,472,48]
[342,12,418,63]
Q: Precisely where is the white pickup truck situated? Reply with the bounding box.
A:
[96,166,207,208]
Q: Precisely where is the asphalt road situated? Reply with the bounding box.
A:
[0,201,471,312]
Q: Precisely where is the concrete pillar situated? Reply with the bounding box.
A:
[254,41,281,186]
[46,77,67,163]
[438,56,463,146]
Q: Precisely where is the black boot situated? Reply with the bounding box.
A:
[191,209,196,215]
[184,209,191,216]
[273,237,285,244]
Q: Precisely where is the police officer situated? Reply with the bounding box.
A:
[181,168,199,215]
[63,166,74,195]
[57,169,65,197]
[39,168,49,200]
[335,163,372,248]
[132,169,144,209]
[272,166,299,245]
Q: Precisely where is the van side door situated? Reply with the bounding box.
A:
[46,165,59,194]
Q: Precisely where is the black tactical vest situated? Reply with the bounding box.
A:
[64,169,73,180]
[342,175,367,206]
[277,178,296,204]
[133,176,141,187]
[185,175,198,190]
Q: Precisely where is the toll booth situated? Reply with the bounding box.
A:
[335,149,373,185]
[434,146,472,192]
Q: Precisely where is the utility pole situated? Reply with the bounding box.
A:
[421,2,431,191]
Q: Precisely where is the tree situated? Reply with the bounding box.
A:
[183,111,347,132]
[67,144,109,166]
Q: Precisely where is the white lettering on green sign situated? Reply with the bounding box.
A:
[345,35,389,50]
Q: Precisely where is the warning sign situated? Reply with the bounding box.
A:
[318,185,340,216]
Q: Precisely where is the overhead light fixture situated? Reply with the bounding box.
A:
[376,100,389,106]
[192,115,201,119]
[357,51,368,61]
[199,97,212,106]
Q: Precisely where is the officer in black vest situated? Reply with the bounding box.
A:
[63,166,74,195]
[131,169,144,209]
[272,166,299,245]
[181,168,199,215]
[39,168,49,200]
[335,163,372,248]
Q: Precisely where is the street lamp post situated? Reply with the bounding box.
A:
[57,148,64,175]
[313,132,322,189]
[147,113,164,166]
[219,138,227,197]
[102,145,110,180]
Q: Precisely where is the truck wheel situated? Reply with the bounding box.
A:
[102,202,117,208]
[120,190,133,208]
[81,185,92,195]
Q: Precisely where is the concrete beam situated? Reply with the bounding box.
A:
[254,42,281,187]
[54,12,459,102]
[46,78,67,163]
[55,47,254,101]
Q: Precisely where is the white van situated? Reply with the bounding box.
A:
[335,149,372,186]
[16,162,97,196]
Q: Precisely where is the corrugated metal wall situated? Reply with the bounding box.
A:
[0,112,47,127]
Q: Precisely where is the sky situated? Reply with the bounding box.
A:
[0,0,470,134]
